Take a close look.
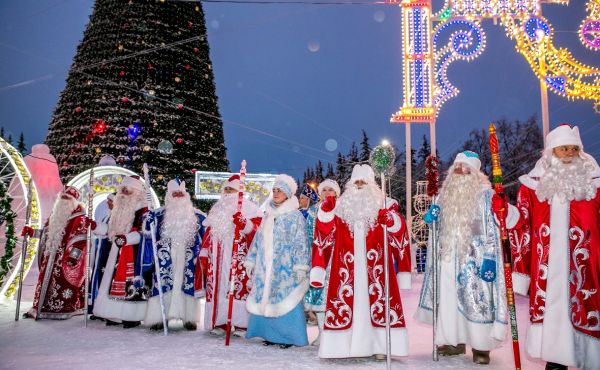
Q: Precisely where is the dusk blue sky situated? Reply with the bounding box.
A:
[0,0,598,180]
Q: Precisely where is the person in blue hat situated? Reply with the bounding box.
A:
[298,183,318,219]
[416,151,508,365]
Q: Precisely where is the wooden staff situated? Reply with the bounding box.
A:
[488,123,521,370]
[425,155,440,361]
[225,160,246,346]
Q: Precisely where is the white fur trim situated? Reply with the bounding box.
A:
[317,207,335,223]
[199,249,208,258]
[318,179,341,197]
[243,261,254,273]
[124,231,141,245]
[512,272,530,296]
[454,151,481,171]
[350,164,375,184]
[387,213,402,233]
[246,280,308,318]
[319,326,409,358]
[273,174,298,198]
[396,272,411,290]
[545,125,583,152]
[144,292,198,326]
[241,218,254,235]
[505,203,520,229]
[195,289,206,299]
[310,267,326,288]
[93,222,108,236]
[293,264,310,272]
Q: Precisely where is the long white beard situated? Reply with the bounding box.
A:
[45,197,79,255]
[161,193,199,249]
[438,169,489,263]
[536,156,596,202]
[204,193,237,245]
[336,183,383,232]
[108,190,145,240]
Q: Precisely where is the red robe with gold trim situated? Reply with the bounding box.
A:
[28,205,88,319]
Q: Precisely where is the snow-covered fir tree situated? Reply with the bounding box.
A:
[45,0,228,191]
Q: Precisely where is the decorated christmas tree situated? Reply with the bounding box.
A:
[45,0,228,192]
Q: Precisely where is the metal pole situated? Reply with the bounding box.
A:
[429,119,436,157]
[381,172,392,370]
[405,123,412,237]
[15,181,33,321]
[84,168,94,327]
[540,81,550,142]
[432,214,439,361]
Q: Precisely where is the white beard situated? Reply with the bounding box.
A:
[438,168,490,263]
[108,190,145,240]
[161,192,199,249]
[336,182,383,233]
[45,197,79,255]
[204,193,237,245]
[536,156,596,202]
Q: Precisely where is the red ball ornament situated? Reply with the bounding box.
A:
[184,64,191,71]
[75,106,82,113]
[121,97,130,103]
[177,103,184,110]
[119,70,125,77]
[188,21,193,28]
[193,47,199,54]
[176,138,184,144]
[191,168,197,174]
[148,63,154,71]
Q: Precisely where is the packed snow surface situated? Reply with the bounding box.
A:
[1,273,545,369]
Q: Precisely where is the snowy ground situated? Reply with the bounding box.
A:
[0,272,547,370]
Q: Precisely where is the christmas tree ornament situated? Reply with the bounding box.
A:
[177,103,184,110]
[121,97,130,103]
[176,138,184,145]
[75,107,82,113]
[174,76,181,83]
[193,47,199,54]
[143,145,151,152]
[118,44,124,51]
[95,148,102,154]
[119,70,125,77]
[157,140,173,154]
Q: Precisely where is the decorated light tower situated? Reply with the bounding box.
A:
[389,0,600,235]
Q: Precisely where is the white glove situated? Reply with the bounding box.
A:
[293,269,307,283]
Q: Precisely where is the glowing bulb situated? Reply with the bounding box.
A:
[381,139,390,146]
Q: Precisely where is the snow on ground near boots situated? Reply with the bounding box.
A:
[1,273,545,369]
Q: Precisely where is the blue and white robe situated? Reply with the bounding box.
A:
[417,188,508,351]
[244,197,310,346]
[89,215,111,312]
[140,209,205,326]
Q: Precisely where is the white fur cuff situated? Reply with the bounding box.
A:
[93,222,108,237]
[387,213,402,233]
[317,208,335,223]
[194,289,206,298]
[512,272,530,296]
[293,264,310,272]
[396,272,411,290]
[125,231,141,245]
[505,204,520,229]
[199,249,208,258]
[310,267,326,288]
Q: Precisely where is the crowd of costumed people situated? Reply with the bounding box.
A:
[19,124,600,370]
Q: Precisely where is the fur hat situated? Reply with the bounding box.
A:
[63,186,81,200]
[453,150,481,171]
[167,178,186,194]
[350,164,375,184]
[222,174,240,192]
[119,175,145,193]
[273,174,297,199]
[544,124,583,156]
[300,183,318,203]
[317,179,341,197]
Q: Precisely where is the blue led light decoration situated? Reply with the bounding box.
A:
[433,19,486,112]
